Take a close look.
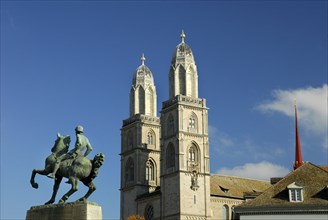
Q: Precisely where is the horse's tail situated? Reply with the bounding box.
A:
[87,153,105,182]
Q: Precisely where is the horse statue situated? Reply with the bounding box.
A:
[30,133,105,204]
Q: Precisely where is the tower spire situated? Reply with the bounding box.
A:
[293,102,303,170]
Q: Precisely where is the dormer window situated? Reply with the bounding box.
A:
[287,182,303,202]
[219,185,229,193]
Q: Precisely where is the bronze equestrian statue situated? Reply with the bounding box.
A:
[30,127,105,204]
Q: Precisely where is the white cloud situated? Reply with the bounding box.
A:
[256,84,327,149]
[218,161,290,181]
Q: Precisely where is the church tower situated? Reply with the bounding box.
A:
[160,31,211,219]
[120,54,161,220]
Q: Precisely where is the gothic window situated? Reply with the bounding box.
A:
[189,146,196,162]
[146,88,154,116]
[127,131,133,149]
[166,143,175,169]
[188,113,197,131]
[187,66,196,97]
[186,72,192,97]
[167,114,174,136]
[189,148,194,162]
[169,73,175,98]
[222,205,229,220]
[146,160,155,182]
[138,86,145,114]
[147,132,153,145]
[189,117,195,128]
[130,88,135,116]
[125,158,134,185]
[178,65,186,95]
[145,205,154,220]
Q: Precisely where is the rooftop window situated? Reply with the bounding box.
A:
[287,182,303,202]
[219,185,229,193]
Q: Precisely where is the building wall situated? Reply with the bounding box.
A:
[240,214,328,220]
[210,197,244,220]
[137,195,161,220]
[179,173,211,219]
[121,188,138,219]
[120,115,161,220]
[161,172,180,218]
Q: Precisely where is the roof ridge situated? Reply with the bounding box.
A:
[211,173,270,182]
[309,162,328,173]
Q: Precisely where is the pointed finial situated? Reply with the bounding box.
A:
[293,100,304,170]
[141,53,146,65]
[180,30,186,43]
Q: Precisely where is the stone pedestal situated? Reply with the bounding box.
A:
[26,201,102,220]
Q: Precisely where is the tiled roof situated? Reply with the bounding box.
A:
[235,162,328,211]
[210,174,271,199]
[319,166,328,172]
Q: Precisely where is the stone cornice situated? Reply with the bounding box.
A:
[162,95,207,111]
[210,198,242,205]
[120,147,161,156]
[123,114,160,127]
[180,132,208,139]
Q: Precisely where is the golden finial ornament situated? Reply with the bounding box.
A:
[141,53,146,65]
[180,30,186,43]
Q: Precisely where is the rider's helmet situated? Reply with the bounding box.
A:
[75,125,84,133]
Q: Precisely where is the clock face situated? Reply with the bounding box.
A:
[137,68,151,78]
[137,70,144,77]
[177,46,193,58]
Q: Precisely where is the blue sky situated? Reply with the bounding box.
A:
[1,1,327,219]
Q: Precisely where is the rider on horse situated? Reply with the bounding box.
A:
[48,125,93,179]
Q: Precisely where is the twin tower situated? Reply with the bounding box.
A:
[120,32,210,220]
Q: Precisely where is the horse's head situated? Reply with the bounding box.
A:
[51,133,71,154]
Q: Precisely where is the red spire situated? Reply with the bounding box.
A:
[294,104,303,169]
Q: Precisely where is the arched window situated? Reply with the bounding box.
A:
[222,205,229,220]
[125,158,134,185]
[138,86,145,114]
[167,114,174,136]
[178,65,186,95]
[188,113,197,131]
[130,88,135,116]
[189,146,196,162]
[127,131,133,148]
[187,66,196,97]
[145,205,154,220]
[147,132,153,145]
[166,143,175,169]
[146,88,154,116]
[146,160,155,182]
[189,117,195,128]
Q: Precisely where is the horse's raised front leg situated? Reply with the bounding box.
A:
[30,167,52,189]
[77,181,96,202]
[45,176,63,205]
[59,177,78,204]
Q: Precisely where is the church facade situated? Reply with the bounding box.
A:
[120,32,270,220]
